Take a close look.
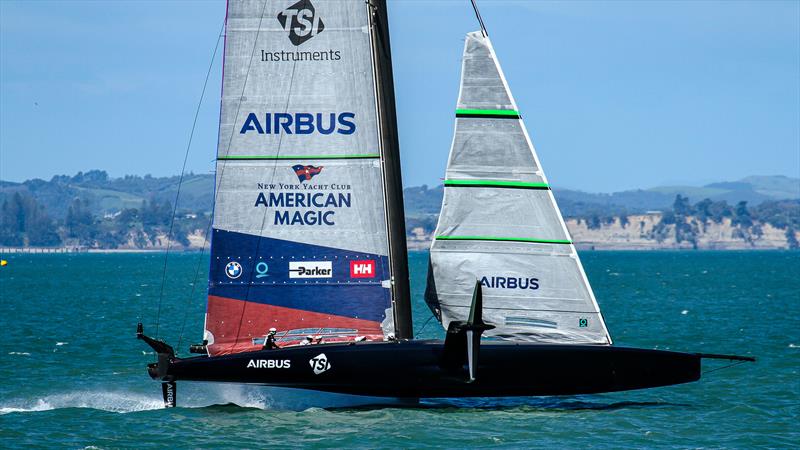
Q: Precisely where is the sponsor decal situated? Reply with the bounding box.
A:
[254,174,353,226]
[578,318,588,328]
[480,276,539,290]
[262,0,342,63]
[289,261,332,278]
[255,262,269,279]
[225,261,243,279]
[309,353,331,374]
[261,48,340,62]
[246,359,291,369]
[239,112,356,135]
[350,260,376,278]
[162,382,175,407]
[256,0,344,63]
[293,164,323,182]
[277,0,325,46]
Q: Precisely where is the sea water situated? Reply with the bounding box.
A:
[0,251,797,448]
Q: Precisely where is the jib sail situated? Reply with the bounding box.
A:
[205,0,409,356]
[425,31,611,345]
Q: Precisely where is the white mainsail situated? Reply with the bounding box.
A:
[425,31,612,345]
[205,0,409,355]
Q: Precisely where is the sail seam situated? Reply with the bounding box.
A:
[456,108,520,118]
[218,154,380,160]
[435,235,572,244]
[444,179,549,189]
[439,304,604,314]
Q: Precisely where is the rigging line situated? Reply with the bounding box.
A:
[175,31,225,354]
[152,18,226,339]
[470,0,488,37]
[414,314,436,339]
[176,216,213,355]
[231,39,300,346]
[701,360,748,376]
[196,0,269,350]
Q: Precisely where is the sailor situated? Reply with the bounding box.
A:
[300,335,314,346]
[262,328,280,350]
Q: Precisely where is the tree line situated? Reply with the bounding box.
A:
[576,195,799,249]
[0,191,208,249]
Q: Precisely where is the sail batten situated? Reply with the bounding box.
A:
[444,180,550,189]
[425,31,611,345]
[435,236,572,244]
[218,154,381,160]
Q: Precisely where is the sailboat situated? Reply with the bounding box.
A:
[138,0,752,407]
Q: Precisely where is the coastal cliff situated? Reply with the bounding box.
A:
[407,214,798,251]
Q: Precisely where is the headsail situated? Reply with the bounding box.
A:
[205,0,409,356]
[425,31,611,345]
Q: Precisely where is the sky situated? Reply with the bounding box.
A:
[1,0,798,193]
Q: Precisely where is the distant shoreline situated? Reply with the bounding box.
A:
[1,245,795,254]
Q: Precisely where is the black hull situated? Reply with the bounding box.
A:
[157,341,701,398]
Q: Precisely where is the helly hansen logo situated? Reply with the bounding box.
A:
[277,0,325,46]
[350,260,376,278]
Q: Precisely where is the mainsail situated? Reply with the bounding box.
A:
[205,0,409,356]
[425,31,612,345]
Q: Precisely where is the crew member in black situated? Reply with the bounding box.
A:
[262,327,280,350]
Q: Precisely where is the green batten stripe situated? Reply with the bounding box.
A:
[455,109,520,117]
[435,235,572,245]
[444,179,550,189]
[218,154,380,160]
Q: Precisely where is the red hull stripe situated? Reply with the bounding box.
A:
[206,295,385,356]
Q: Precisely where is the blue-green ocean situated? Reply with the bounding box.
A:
[0,251,797,448]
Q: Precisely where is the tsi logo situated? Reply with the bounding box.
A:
[289,261,332,279]
[309,353,331,375]
[246,359,291,369]
[277,0,325,46]
[225,261,243,279]
[350,260,376,278]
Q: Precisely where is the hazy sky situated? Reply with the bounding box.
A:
[1,0,798,192]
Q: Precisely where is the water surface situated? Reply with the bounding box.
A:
[0,251,797,448]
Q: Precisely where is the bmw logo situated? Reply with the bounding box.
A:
[225,261,243,279]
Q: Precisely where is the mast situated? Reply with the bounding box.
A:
[367,0,413,340]
[469,0,488,37]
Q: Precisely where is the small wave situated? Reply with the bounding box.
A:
[0,391,164,415]
[8,352,31,356]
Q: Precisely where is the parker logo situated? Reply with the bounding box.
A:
[309,353,331,374]
[289,261,332,278]
[293,164,323,182]
[350,260,376,278]
[277,0,325,46]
